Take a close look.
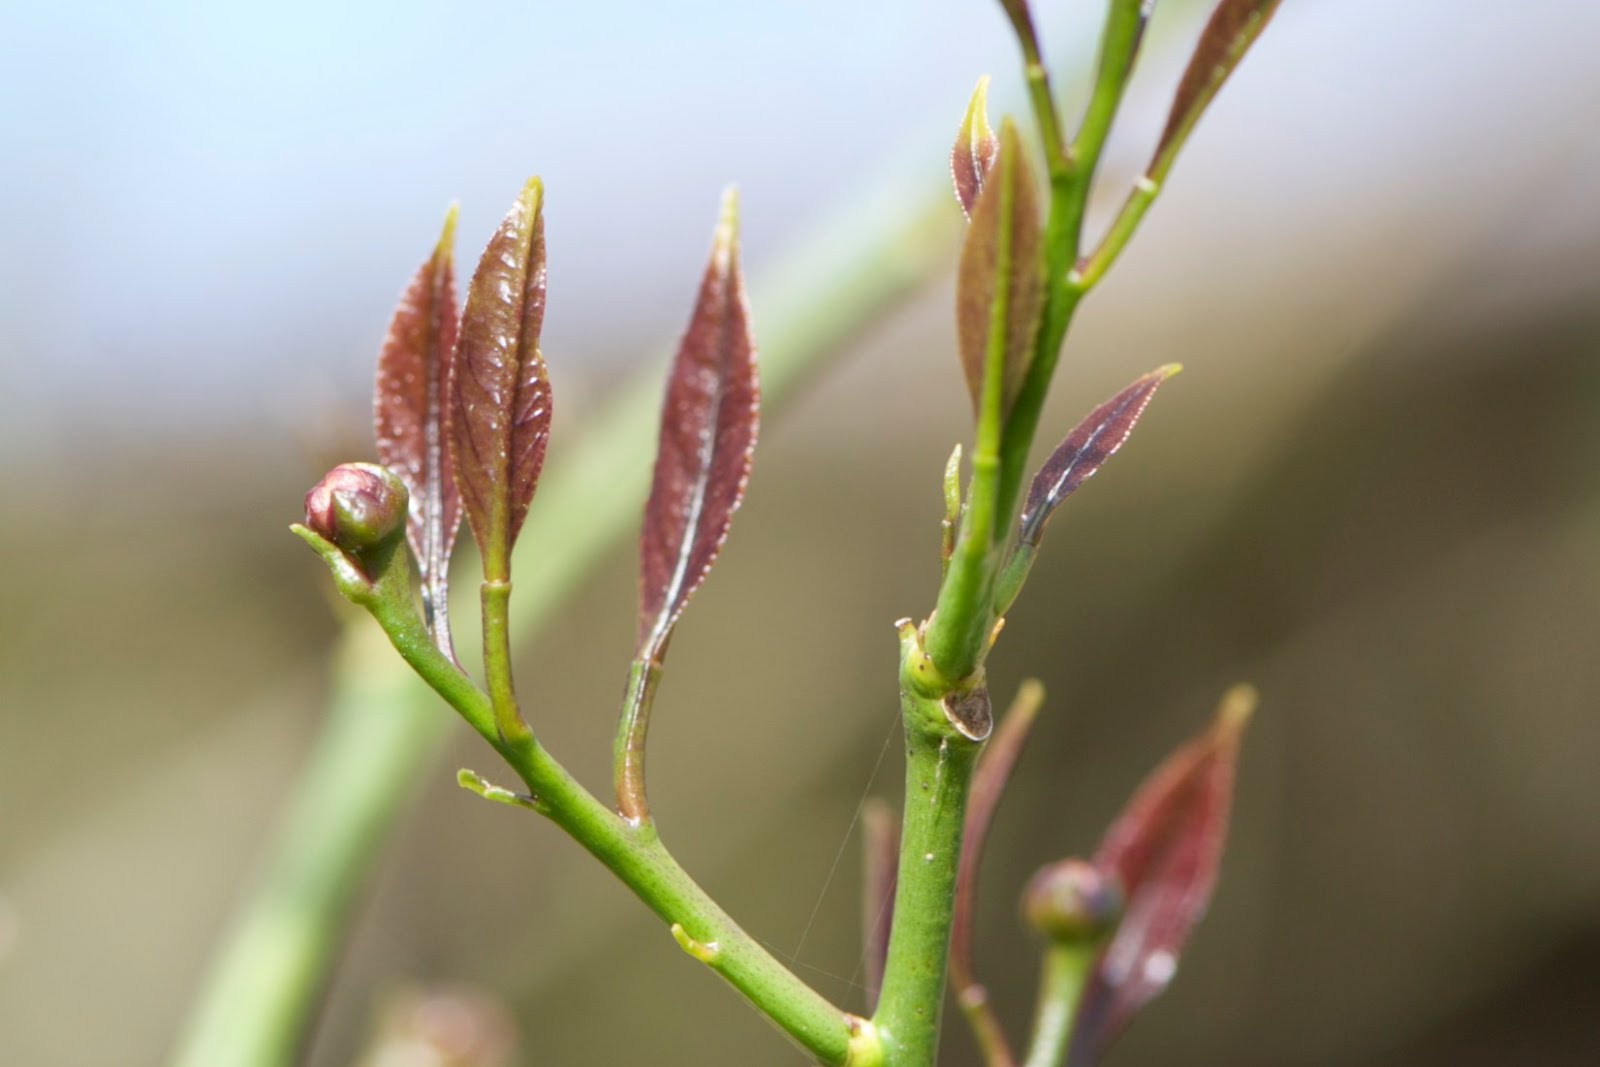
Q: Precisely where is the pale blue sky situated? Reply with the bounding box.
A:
[1,1,1595,449]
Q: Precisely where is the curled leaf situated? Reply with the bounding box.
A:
[637,188,759,659]
[1067,685,1257,1066]
[451,178,552,582]
[1018,364,1179,547]
[374,207,461,648]
[951,77,998,217]
[1150,0,1283,180]
[955,118,1044,417]
[861,798,899,1009]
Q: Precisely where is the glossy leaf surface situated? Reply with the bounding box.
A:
[637,189,759,658]
[951,77,998,217]
[374,208,461,640]
[1067,685,1256,1066]
[955,119,1044,416]
[1019,364,1178,546]
[1151,0,1282,177]
[451,178,552,581]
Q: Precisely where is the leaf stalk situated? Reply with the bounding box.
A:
[613,657,664,824]
[1021,942,1096,1067]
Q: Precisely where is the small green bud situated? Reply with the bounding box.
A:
[304,462,408,552]
[1022,858,1123,944]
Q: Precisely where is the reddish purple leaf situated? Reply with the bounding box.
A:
[948,681,1043,1065]
[1067,685,1257,1066]
[451,178,552,582]
[1018,364,1179,547]
[951,77,998,217]
[1151,0,1283,178]
[374,207,461,648]
[955,118,1044,416]
[861,798,899,1010]
[952,680,1044,994]
[637,188,759,659]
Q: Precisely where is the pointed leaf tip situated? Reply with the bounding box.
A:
[951,76,998,217]
[636,193,759,658]
[451,177,552,582]
[955,117,1044,418]
[1068,686,1255,1064]
[436,202,459,256]
[1214,682,1257,734]
[1019,365,1176,547]
[374,205,462,646]
[714,185,740,266]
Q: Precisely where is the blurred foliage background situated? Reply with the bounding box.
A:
[3,1,1598,1064]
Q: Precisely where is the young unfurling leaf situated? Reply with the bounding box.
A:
[451,178,552,583]
[955,118,1044,418]
[636,188,759,660]
[1018,364,1179,548]
[615,190,758,822]
[374,207,461,651]
[1150,0,1283,181]
[951,77,998,217]
[1066,685,1257,1066]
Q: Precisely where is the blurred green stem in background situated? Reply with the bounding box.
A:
[170,628,451,1067]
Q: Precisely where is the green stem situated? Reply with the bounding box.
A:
[1076,177,1158,290]
[170,625,450,1067]
[522,744,859,1063]
[872,632,987,1066]
[1020,943,1095,1067]
[1068,0,1149,216]
[371,595,866,1063]
[996,2,1068,177]
[927,143,1017,681]
[481,579,531,745]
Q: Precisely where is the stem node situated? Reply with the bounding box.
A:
[670,922,722,964]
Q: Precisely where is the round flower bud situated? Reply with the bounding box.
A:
[1022,858,1123,944]
[304,462,408,552]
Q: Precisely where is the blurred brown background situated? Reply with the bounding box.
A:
[2,1,1598,1064]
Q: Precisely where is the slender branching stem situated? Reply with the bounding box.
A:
[997,2,1070,176]
[368,596,867,1065]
